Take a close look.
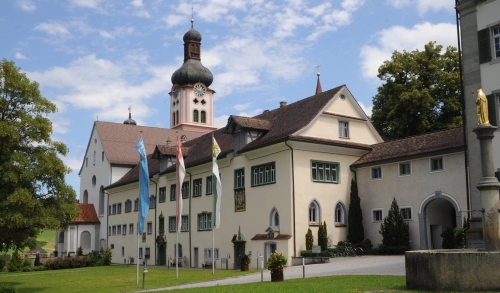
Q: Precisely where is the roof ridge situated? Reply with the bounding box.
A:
[373,127,463,146]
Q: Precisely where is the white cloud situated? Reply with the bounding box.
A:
[358,101,372,117]
[52,118,70,134]
[15,52,27,60]
[16,0,36,11]
[359,22,457,80]
[68,0,102,9]
[131,0,143,7]
[386,0,454,14]
[162,14,185,28]
[233,103,250,111]
[63,156,83,173]
[34,22,71,36]
[214,114,229,128]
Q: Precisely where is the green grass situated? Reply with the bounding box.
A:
[36,230,56,252]
[0,265,255,293]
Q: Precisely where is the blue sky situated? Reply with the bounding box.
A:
[1,0,458,197]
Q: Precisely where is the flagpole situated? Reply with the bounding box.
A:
[212,229,215,275]
[136,227,139,285]
[176,231,179,279]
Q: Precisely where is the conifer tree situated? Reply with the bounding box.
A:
[320,221,328,251]
[379,198,410,247]
[347,178,364,244]
[306,228,313,250]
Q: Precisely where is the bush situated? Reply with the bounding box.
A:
[34,254,41,266]
[370,244,409,255]
[23,257,31,268]
[101,247,112,265]
[0,283,17,293]
[441,227,465,249]
[357,238,373,253]
[0,255,6,271]
[77,246,83,256]
[267,252,287,273]
[7,251,23,272]
[43,256,92,270]
[379,198,409,247]
[305,228,314,250]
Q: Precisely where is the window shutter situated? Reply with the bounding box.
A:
[478,28,492,64]
[487,94,496,126]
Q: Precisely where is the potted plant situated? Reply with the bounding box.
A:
[238,253,251,271]
[267,252,287,282]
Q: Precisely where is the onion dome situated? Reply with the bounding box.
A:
[171,19,213,87]
[123,106,137,125]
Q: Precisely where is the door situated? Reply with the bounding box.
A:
[233,244,245,270]
[430,225,442,249]
[264,242,277,268]
[194,247,199,268]
[158,243,166,265]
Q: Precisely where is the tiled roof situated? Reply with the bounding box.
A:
[251,234,292,240]
[79,122,204,174]
[289,135,372,150]
[105,154,160,189]
[226,116,273,131]
[352,127,464,167]
[72,204,100,224]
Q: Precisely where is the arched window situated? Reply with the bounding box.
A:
[334,201,346,225]
[176,110,179,124]
[201,111,206,123]
[270,208,280,231]
[172,112,176,126]
[193,110,199,122]
[309,200,321,224]
[83,190,88,204]
[92,175,96,187]
[99,186,105,216]
[80,231,91,250]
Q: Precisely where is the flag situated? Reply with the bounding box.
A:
[135,135,149,235]
[176,136,186,232]
[212,135,222,228]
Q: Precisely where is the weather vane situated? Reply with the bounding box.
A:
[316,64,321,76]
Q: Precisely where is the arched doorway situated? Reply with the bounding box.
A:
[418,192,462,249]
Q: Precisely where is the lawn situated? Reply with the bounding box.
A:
[0,265,254,293]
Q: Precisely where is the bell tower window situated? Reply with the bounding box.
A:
[176,110,179,124]
[189,43,200,58]
[193,110,199,122]
[201,111,206,123]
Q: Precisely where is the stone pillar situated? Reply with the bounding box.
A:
[473,125,500,251]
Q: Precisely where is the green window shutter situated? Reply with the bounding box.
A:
[487,94,497,126]
[478,28,492,64]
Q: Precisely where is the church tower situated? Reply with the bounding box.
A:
[170,19,216,133]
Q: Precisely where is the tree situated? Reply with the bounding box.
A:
[305,228,313,250]
[0,59,79,252]
[347,178,364,244]
[318,221,328,251]
[371,42,462,140]
[379,198,409,247]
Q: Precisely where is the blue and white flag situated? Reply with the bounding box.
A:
[135,135,149,235]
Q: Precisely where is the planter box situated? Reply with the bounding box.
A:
[271,271,284,282]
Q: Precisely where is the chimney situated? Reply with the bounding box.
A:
[280,101,287,108]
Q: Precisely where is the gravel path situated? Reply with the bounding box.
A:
[139,255,405,292]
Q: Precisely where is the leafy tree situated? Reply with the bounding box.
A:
[305,228,314,250]
[379,198,410,247]
[371,42,462,140]
[347,178,364,244]
[0,59,79,252]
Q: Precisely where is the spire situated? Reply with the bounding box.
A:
[123,105,137,125]
[315,72,322,95]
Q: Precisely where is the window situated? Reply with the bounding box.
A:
[400,207,413,221]
[234,168,245,189]
[193,179,202,197]
[204,248,219,260]
[311,161,338,183]
[122,224,127,235]
[201,111,206,123]
[206,176,213,194]
[159,187,167,203]
[108,205,111,215]
[334,202,346,226]
[399,162,411,176]
[371,167,382,180]
[147,222,153,234]
[145,247,150,259]
[197,212,212,231]
[308,200,321,224]
[108,226,111,236]
[86,157,88,167]
[117,225,121,235]
[102,151,104,162]
[134,198,139,211]
[339,121,349,138]
[494,27,500,59]
[251,162,276,186]
[122,246,125,257]
[181,215,189,232]
[169,216,176,233]
[112,225,116,235]
[182,182,189,199]
[139,247,143,259]
[430,157,444,172]
[129,223,134,235]
[270,208,280,231]
[372,209,383,222]
[193,110,199,122]
[93,150,96,165]
[125,200,132,213]
[117,203,122,214]
[149,195,156,209]
[170,184,176,201]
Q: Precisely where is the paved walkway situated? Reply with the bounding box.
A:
[139,255,405,292]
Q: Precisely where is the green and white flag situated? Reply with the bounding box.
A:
[212,134,222,228]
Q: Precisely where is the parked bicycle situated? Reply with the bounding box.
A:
[329,241,363,257]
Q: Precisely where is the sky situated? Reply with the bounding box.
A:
[1,0,459,197]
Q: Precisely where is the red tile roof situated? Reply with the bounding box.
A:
[72,204,100,224]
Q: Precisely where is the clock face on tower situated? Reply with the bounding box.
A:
[194,84,206,97]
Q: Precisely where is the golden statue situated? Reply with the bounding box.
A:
[475,86,489,125]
